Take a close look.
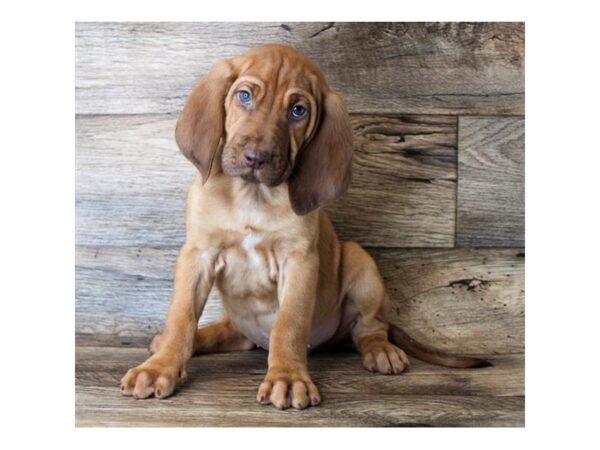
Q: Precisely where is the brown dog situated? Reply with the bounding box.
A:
[120,44,489,410]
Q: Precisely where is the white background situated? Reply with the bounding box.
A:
[1,0,599,447]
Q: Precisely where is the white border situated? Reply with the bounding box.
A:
[3,0,600,447]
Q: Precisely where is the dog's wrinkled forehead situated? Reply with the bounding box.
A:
[234,45,327,97]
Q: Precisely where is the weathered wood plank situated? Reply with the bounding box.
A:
[76,346,524,427]
[457,117,525,246]
[76,387,524,427]
[75,114,456,248]
[77,346,524,397]
[76,247,524,355]
[75,246,224,342]
[373,248,524,355]
[75,22,524,115]
[328,115,456,247]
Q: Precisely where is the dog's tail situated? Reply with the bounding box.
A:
[389,324,492,369]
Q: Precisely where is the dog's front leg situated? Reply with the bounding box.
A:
[120,244,214,399]
[257,251,321,410]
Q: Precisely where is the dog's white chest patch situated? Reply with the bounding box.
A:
[241,232,263,266]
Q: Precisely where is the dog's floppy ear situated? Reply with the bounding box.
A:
[175,59,237,183]
[288,91,354,215]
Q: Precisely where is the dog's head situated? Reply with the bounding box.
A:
[175,44,354,215]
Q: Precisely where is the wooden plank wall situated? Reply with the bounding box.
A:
[75,22,525,355]
[458,117,525,246]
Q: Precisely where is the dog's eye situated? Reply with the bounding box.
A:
[238,90,252,106]
[289,104,307,120]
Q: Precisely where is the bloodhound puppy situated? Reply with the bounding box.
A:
[120,44,489,410]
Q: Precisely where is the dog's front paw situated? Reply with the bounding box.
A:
[257,366,320,410]
[120,354,187,399]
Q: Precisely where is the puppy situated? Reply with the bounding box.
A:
[120,44,489,410]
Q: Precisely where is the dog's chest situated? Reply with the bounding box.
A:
[216,231,279,297]
[209,229,342,351]
[213,231,281,348]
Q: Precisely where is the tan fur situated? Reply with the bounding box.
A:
[120,44,486,410]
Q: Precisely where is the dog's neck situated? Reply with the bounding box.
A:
[232,176,288,207]
[200,172,299,222]
[193,171,318,245]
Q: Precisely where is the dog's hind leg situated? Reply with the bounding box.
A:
[150,316,255,355]
[339,241,410,374]
[339,241,492,371]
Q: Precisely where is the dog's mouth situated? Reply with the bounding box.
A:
[222,151,290,187]
[239,166,287,186]
[240,171,260,184]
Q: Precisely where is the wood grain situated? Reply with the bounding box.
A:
[328,115,456,247]
[75,22,524,115]
[76,247,524,355]
[77,347,524,397]
[75,246,224,342]
[75,114,190,247]
[457,117,525,246]
[76,114,456,248]
[76,346,524,427]
[372,248,525,355]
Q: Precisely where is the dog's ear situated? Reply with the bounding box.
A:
[175,59,237,183]
[288,91,354,215]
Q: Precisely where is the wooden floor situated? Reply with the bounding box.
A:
[76,346,524,427]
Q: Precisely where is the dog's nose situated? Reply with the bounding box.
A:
[243,148,273,168]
